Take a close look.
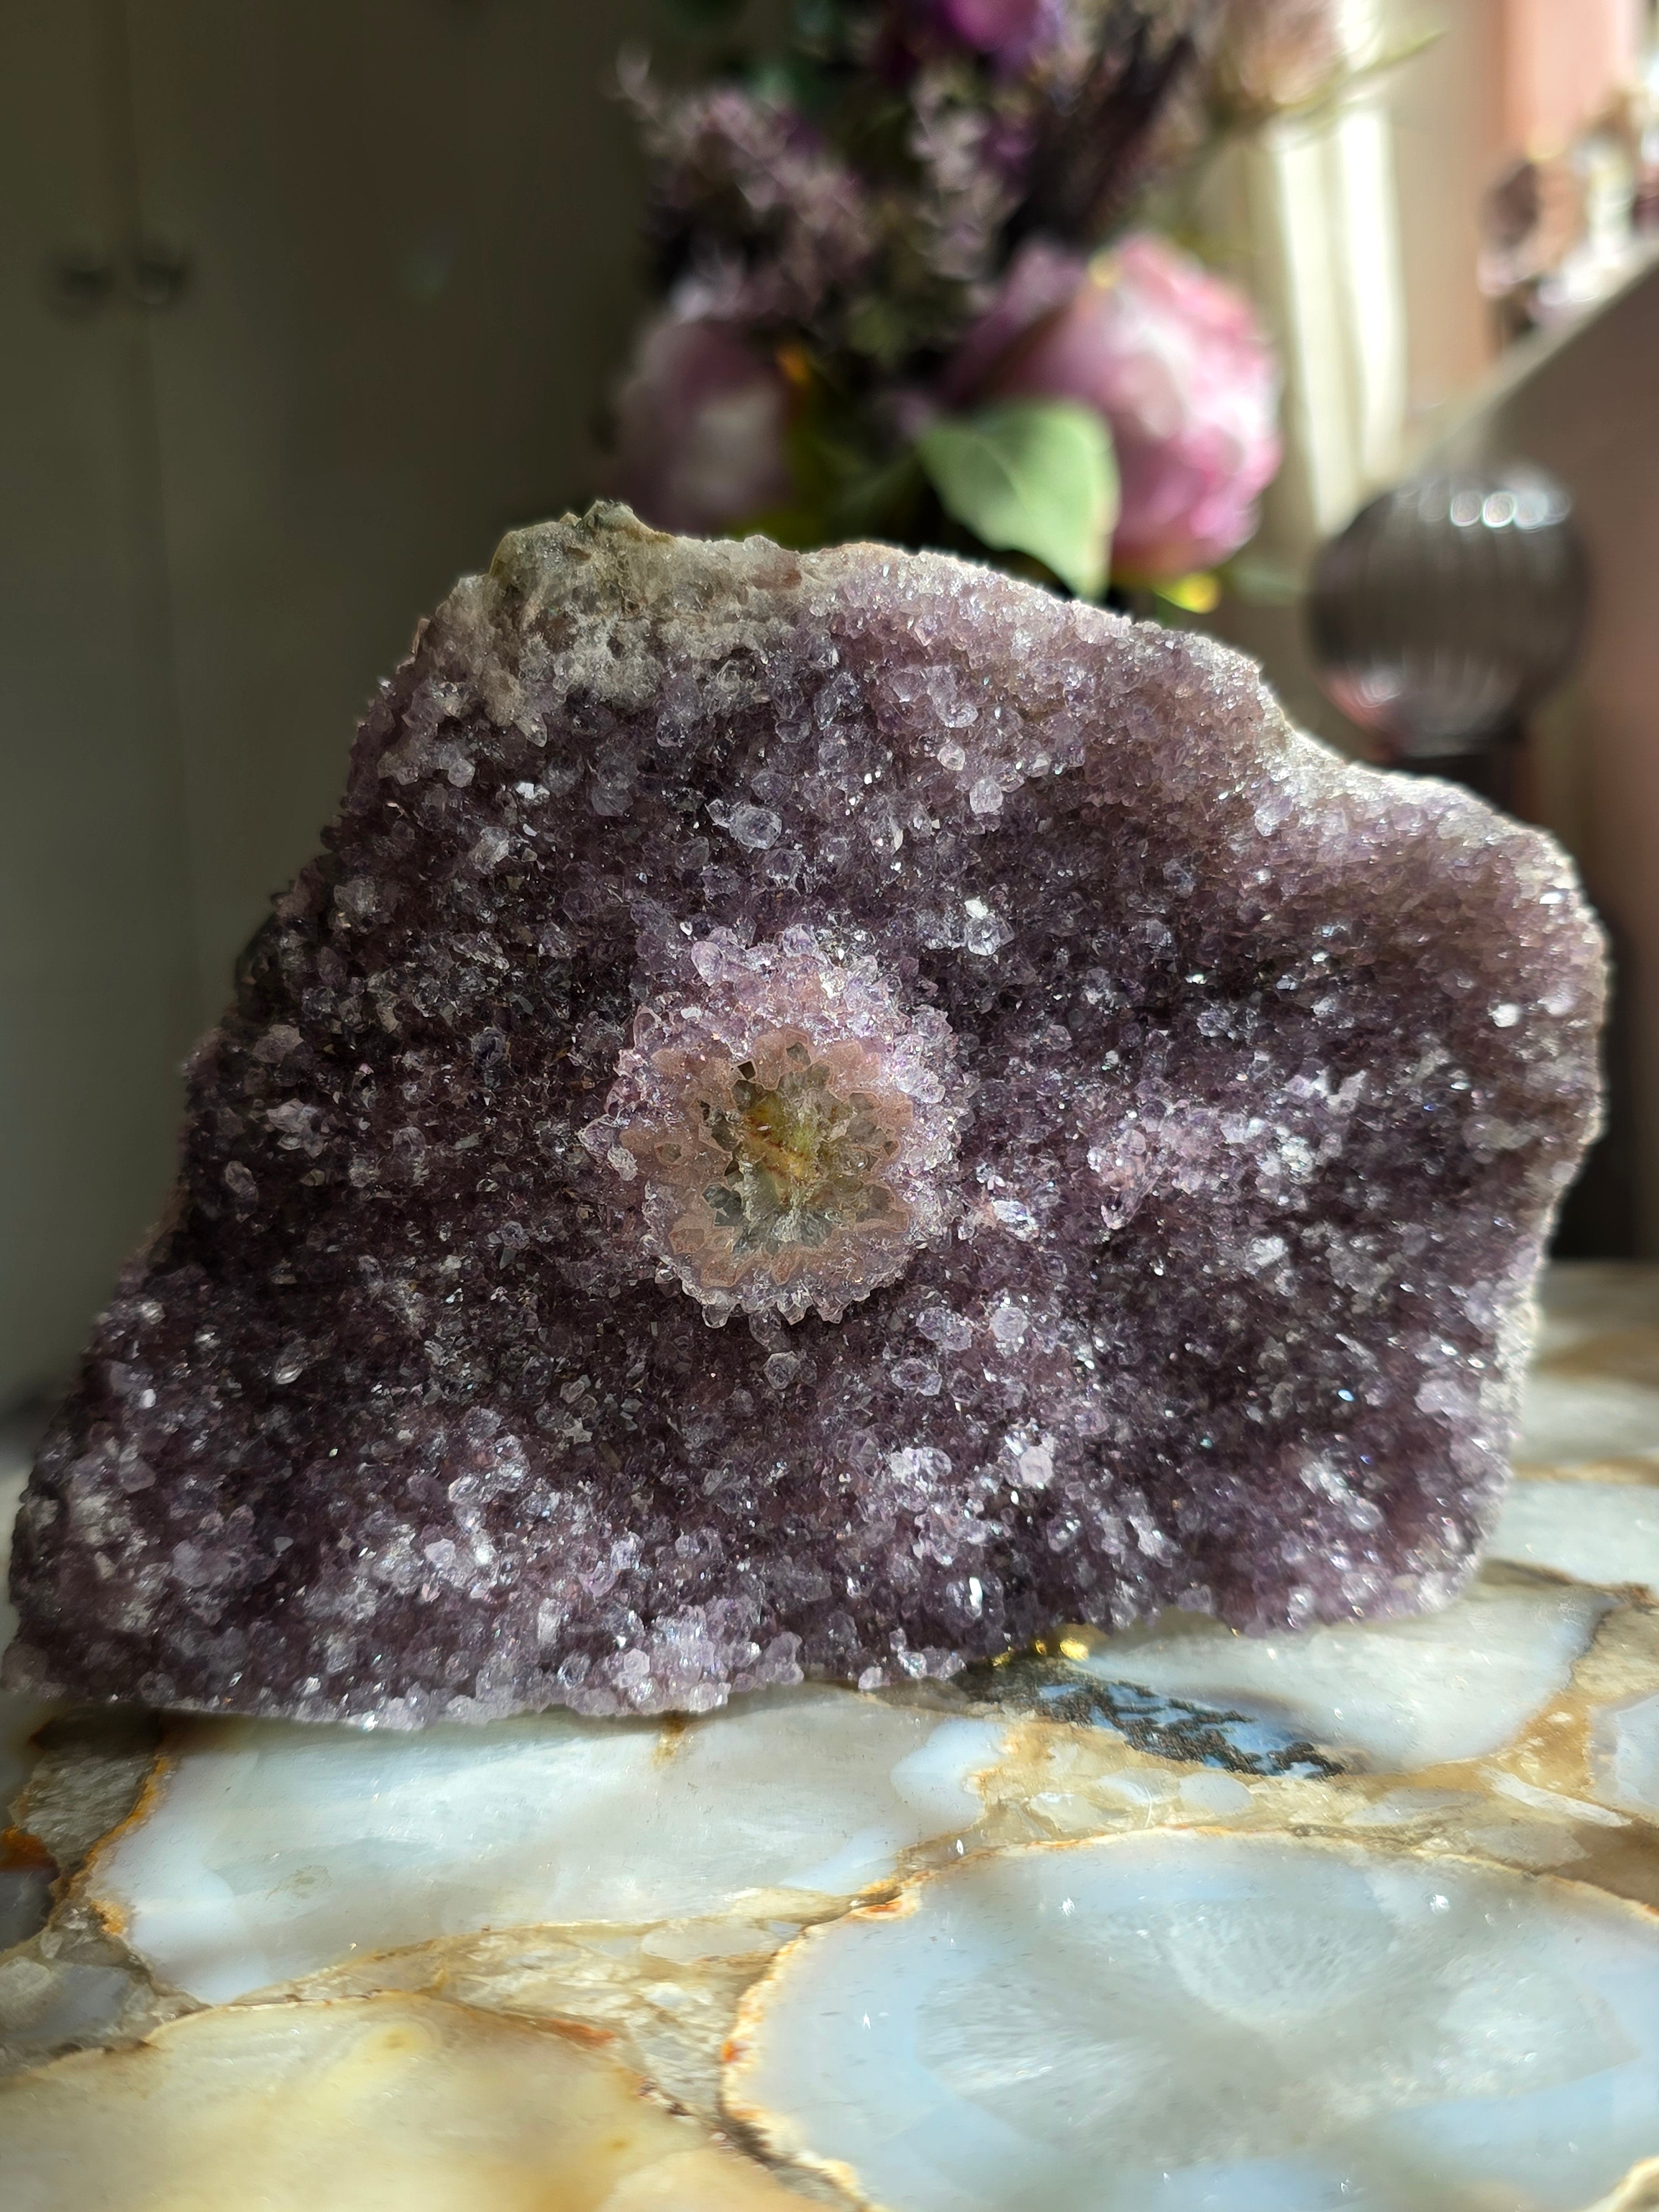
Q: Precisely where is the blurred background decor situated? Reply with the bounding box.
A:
[1306,462,1586,802]
[5,0,1659,1418]
[603,0,1365,604]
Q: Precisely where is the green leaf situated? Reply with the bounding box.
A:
[917,400,1118,601]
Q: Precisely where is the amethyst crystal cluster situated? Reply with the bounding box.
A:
[4,507,1602,1723]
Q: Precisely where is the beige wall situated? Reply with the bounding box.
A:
[1435,263,1659,1251]
[1387,0,1506,445]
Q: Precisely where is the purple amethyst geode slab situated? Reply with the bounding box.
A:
[3,507,1604,1723]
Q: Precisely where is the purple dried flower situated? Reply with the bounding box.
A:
[611,316,792,537]
[624,65,875,335]
[1009,3,1208,245]
[903,71,1025,295]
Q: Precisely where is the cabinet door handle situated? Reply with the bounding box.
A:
[46,247,117,316]
[130,238,192,310]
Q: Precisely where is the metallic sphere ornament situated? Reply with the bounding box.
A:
[1308,465,1587,763]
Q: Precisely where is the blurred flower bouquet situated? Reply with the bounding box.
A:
[609,1,1340,602]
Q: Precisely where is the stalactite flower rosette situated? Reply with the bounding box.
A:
[580,928,968,1326]
[2,508,1605,1728]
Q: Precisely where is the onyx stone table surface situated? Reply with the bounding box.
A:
[2,1260,1659,2211]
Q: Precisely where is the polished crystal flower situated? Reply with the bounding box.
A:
[581,928,966,1323]
[1,509,1604,1726]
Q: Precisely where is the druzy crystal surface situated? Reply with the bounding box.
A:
[3,506,1603,1723]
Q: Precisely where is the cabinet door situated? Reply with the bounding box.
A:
[126,0,651,1005]
[0,1,653,1397]
[0,1,200,1404]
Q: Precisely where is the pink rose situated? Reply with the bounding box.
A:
[613,316,792,538]
[983,234,1282,577]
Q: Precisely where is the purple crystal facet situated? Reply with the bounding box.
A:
[3,508,1604,1723]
